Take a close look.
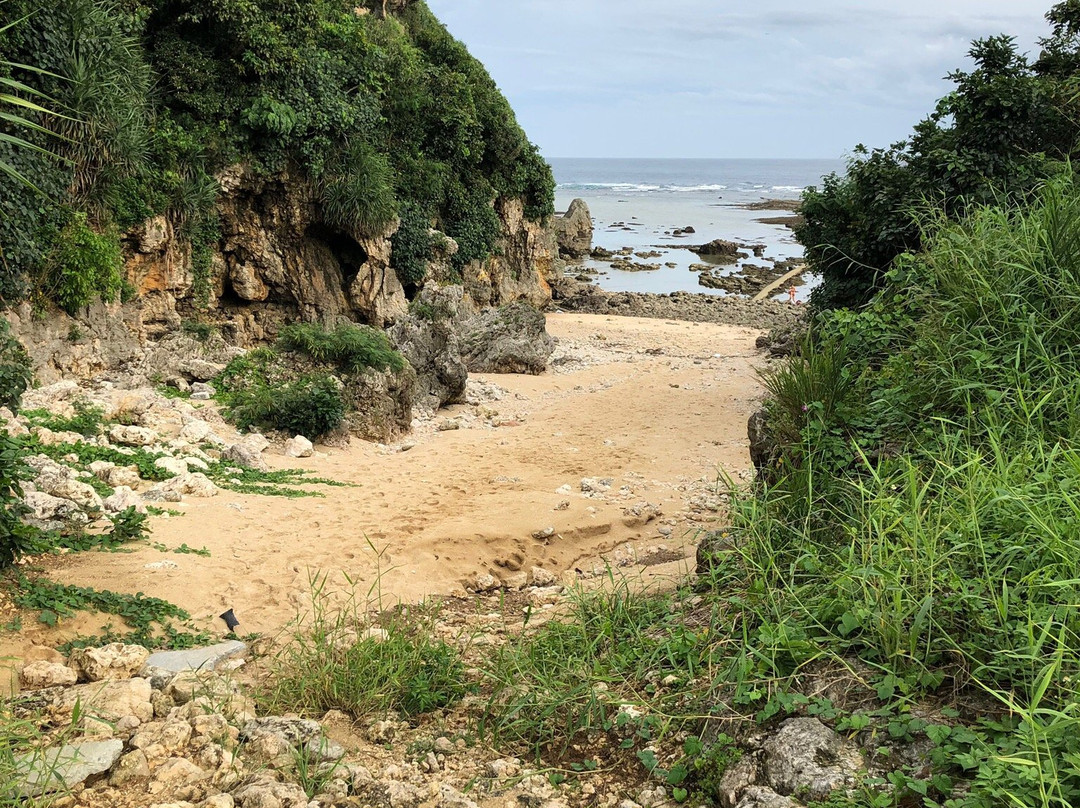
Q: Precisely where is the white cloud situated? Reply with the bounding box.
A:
[426,0,1056,157]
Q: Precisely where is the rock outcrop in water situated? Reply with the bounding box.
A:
[554,198,594,259]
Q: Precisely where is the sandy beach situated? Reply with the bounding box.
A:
[4,312,766,656]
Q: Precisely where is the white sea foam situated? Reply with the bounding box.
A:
[557,182,730,193]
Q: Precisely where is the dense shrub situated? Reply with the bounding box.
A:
[0,433,33,569]
[217,323,406,437]
[223,368,346,439]
[740,169,1080,807]
[390,203,436,287]
[800,29,1076,310]
[0,317,31,412]
[37,212,124,315]
[276,322,405,374]
[320,142,398,237]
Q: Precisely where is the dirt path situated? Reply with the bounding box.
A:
[14,313,765,646]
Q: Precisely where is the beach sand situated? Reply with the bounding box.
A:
[2,312,766,664]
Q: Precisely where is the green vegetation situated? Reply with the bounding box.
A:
[0,320,32,568]
[709,171,1080,804]
[799,8,1080,310]
[10,576,211,650]
[216,322,407,438]
[0,317,31,412]
[0,0,554,311]
[261,573,467,720]
[276,322,405,374]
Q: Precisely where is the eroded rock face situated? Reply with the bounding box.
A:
[459,302,554,375]
[388,286,468,413]
[554,198,593,259]
[456,197,558,310]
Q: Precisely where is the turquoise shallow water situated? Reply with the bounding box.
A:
[550,158,844,301]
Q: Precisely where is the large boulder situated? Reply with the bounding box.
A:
[69,643,150,683]
[554,198,594,259]
[460,302,554,375]
[388,286,468,413]
[13,739,124,797]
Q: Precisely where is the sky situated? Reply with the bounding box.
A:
[425,0,1056,160]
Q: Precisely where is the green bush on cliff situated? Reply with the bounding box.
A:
[216,322,406,438]
[0,0,554,311]
[35,212,124,315]
[391,203,436,287]
[0,318,31,413]
[276,322,405,374]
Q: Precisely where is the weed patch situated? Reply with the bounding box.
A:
[260,573,468,720]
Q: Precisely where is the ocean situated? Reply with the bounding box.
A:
[550,158,845,300]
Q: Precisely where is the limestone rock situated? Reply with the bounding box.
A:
[51,678,153,736]
[734,787,797,808]
[179,359,226,382]
[69,643,151,682]
[156,456,190,477]
[554,198,594,259]
[178,420,224,445]
[232,775,311,808]
[109,748,152,786]
[131,719,194,759]
[21,380,82,409]
[19,660,78,690]
[388,285,468,413]
[103,485,147,515]
[106,465,143,489]
[229,261,270,302]
[136,215,171,253]
[284,435,313,458]
[693,239,742,262]
[23,490,90,530]
[143,640,248,674]
[225,442,268,472]
[49,478,103,510]
[148,472,220,499]
[13,738,124,796]
[716,754,759,808]
[109,424,158,447]
[763,717,865,800]
[460,302,554,375]
[529,566,558,587]
[148,757,208,796]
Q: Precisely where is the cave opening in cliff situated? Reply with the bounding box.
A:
[310,225,369,289]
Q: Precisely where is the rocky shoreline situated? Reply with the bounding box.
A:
[549,275,807,332]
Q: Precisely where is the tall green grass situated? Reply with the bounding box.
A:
[708,170,1080,805]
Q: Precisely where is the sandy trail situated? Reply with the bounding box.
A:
[14,313,765,646]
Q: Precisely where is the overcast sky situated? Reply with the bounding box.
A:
[425,0,1055,159]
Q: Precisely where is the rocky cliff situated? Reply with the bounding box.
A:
[8,171,560,385]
